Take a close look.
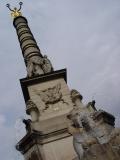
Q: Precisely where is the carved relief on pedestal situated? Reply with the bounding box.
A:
[35,83,62,104]
[32,83,69,114]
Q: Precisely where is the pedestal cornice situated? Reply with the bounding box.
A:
[20,69,67,102]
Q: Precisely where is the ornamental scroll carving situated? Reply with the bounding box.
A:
[26,99,38,115]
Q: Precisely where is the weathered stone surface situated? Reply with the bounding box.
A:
[17,70,78,160]
[83,138,120,160]
[16,130,77,160]
[67,89,120,160]
[24,145,42,160]
[26,55,53,78]
[27,77,73,133]
[42,136,76,160]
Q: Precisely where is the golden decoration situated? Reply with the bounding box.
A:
[6,2,23,19]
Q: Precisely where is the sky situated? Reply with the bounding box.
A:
[0,0,120,159]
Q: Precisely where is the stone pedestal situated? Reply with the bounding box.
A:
[17,69,77,160]
[16,130,77,160]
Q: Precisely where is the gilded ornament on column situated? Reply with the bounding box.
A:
[6,2,23,18]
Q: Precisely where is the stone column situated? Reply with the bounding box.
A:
[13,16,43,62]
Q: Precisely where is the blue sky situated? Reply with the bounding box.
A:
[0,0,120,159]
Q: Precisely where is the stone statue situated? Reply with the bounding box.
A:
[70,90,109,142]
[70,90,95,130]
[68,89,120,160]
[67,114,98,160]
[68,90,113,159]
[42,55,54,73]
[67,90,97,159]
[26,55,53,77]
[26,56,44,77]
